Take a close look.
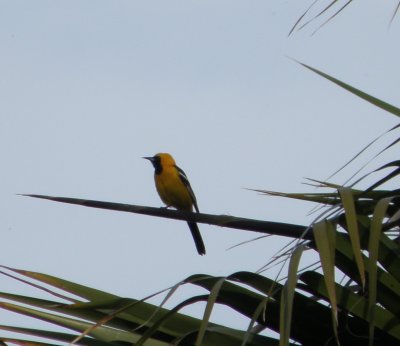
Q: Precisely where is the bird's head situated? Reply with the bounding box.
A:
[143,153,176,173]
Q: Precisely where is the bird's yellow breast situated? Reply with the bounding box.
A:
[155,169,194,211]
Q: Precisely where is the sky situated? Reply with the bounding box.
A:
[1,0,400,338]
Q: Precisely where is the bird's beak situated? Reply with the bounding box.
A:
[143,156,154,162]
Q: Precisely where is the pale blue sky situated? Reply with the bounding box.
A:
[1,0,399,335]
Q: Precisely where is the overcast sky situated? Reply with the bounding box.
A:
[1,0,400,335]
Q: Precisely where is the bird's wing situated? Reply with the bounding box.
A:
[175,165,199,212]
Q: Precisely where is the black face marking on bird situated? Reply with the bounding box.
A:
[143,155,162,174]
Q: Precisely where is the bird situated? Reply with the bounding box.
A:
[143,153,206,255]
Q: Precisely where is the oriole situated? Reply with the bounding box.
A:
[143,153,206,255]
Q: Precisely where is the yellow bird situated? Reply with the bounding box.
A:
[143,153,206,255]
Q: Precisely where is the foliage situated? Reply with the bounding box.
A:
[289,1,400,35]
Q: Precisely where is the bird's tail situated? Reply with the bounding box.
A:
[187,222,206,255]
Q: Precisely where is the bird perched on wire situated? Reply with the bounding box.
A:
[143,153,206,255]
